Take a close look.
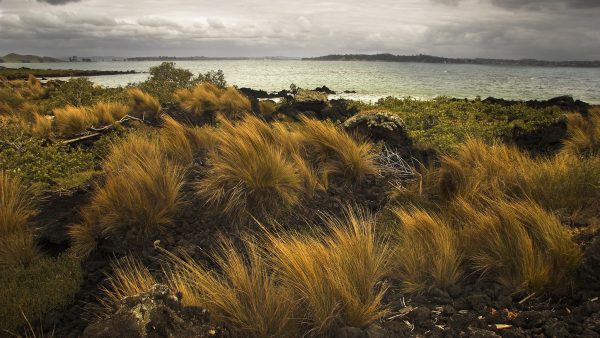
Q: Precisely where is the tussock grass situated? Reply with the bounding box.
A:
[174,84,250,118]
[195,115,304,221]
[53,105,97,136]
[391,207,462,293]
[166,238,297,338]
[459,199,581,293]
[128,88,161,120]
[31,113,52,138]
[92,102,130,125]
[298,116,379,182]
[562,109,600,156]
[0,171,38,267]
[69,134,185,256]
[431,138,600,216]
[162,209,389,336]
[99,257,157,314]
[267,209,390,334]
[159,116,206,165]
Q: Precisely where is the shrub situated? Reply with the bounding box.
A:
[0,171,38,268]
[195,116,304,221]
[562,109,600,156]
[53,105,97,136]
[0,118,96,188]
[138,62,195,102]
[166,239,297,338]
[195,69,227,89]
[128,88,161,120]
[390,207,462,293]
[459,199,581,293]
[267,209,390,334]
[0,256,82,333]
[298,116,379,182]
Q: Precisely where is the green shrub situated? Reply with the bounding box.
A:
[0,256,82,333]
[0,119,96,189]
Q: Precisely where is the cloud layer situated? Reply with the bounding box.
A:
[1,0,599,59]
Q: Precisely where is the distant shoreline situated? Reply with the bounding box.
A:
[303,53,600,67]
[0,67,138,80]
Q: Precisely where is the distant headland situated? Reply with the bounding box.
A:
[303,53,600,67]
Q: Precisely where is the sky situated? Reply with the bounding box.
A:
[0,0,599,60]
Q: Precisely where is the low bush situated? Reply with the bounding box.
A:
[0,118,96,188]
[0,255,82,333]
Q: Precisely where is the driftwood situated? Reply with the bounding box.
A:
[61,114,148,145]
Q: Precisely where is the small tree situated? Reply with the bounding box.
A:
[195,70,227,89]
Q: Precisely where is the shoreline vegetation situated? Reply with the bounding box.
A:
[0,67,139,80]
[1,62,600,337]
[303,53,600,67]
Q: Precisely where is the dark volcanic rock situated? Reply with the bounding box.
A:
[343,110,412,149]
[510,119,567,155]
[579,234,600,291]
[83,284,214,338]
[314,85,336,94]
[482,95,589,113]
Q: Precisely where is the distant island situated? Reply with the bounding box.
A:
[303,53,600,67]
[0,53,63,63]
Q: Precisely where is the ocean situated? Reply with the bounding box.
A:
[3,60,600,104]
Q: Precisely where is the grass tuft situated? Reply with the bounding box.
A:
[53,105,97,136]
[128,88,161,120]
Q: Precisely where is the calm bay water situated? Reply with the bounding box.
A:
[4,60,600,103]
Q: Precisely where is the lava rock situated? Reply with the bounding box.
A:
[314,85,336,94]
[83,284,213,338]
[343,110,412,150]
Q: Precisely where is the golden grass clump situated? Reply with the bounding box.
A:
[298,116,379,183]
[91,102,130,125]
[159,116,207,166]
[99,257,157,314]
[195,115,304,221]
[128,88,161,120]
[162,209,389,336]
[53,105,98,136]
[174,84,250,118]
[166,239,297,338]
[267,210,390,334]
[174,83,221,116]
[459,198,581,293]
[430,138,600,217]
[69,134,185,256]
[0,171,38,267]
[390,207,462,293]
[562,109,600,156]
[31,113,53,138]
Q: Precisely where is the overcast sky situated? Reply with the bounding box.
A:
[1,0,599,60]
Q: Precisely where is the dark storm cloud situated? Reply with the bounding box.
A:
[37,0,82,5]
[0,0,599,59]
[433,0,600,9]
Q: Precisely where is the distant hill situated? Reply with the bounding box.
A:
[303,53,600,67]
[0,53,63,63]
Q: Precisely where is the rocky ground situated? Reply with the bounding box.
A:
[24,93,600,337]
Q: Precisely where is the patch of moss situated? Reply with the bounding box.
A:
[0,255,83,333]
